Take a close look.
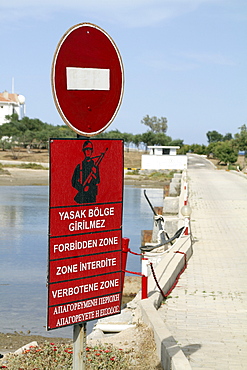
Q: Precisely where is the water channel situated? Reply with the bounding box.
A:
[0,185,163,338]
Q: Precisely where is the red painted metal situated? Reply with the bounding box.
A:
[49,250,121,283]
[184,226,189,236]
[51,23,124,136]
[121,238,130,291]
[49,203,122,237]
[121,238,130,270]
[142,275,148,299]
[48,272,122,306]
[47,138,124,330]
[49,138,123,207]
[49,229,121,260]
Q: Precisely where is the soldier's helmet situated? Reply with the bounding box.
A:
[82,140,93,151]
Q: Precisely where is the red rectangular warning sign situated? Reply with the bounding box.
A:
[47,138,124,330]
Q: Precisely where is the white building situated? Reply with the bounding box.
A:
[0,91,25,125]
[148,145,180,156]
[142,145,187,170]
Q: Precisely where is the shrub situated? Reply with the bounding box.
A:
[3,342,131,370]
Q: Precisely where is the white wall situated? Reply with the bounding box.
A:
[0,103,21,124]
[141,154,187,170]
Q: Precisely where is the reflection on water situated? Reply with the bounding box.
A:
[0,186,163,338]
[123,186,163,262]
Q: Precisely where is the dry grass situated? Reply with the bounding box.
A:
[126,323,163,369]
[0,149,49,163]
[0,149,144,169]
[87,322,162,370]
[124,150,144,168]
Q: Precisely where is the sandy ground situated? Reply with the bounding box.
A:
[0,332,71,354]
[0,167,49,186]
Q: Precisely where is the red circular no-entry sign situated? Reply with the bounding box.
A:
[51,23,124,136]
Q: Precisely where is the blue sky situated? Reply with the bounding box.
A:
[1,0,246,144]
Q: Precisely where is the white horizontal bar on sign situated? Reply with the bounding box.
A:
[66,67,110,90]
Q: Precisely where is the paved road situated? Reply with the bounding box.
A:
[187,154,216,170]
[159,155,247,369]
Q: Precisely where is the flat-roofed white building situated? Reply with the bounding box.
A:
[142,145,187,170]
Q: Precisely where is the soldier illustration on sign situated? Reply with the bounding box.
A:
[72,141,108,204]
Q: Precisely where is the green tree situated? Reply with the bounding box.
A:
[189,144,207,155]
[214,141,238,165]
[234,124,247,151]
[132,134,142,149]
[122,132,134,151]
[178,144,190,155]
[205,142,219,157]
[101,129,123,140]
[141,131,156,150]
[206,130,223,143]
[97,130,135,150]
[169,139,184,147]
[0,114,20,138]
[223,133,233,141]
[153,133,172,146]
[0,114,76,150]
[141,115,168,134]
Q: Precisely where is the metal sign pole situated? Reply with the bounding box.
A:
[73,323,87,370]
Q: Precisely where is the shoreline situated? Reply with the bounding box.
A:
[0,168,49,186]
[0,167,165,188]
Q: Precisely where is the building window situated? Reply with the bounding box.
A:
[162,149,170,155]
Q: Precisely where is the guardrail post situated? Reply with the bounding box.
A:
[141,257,148,299]
[121,238,130,291]
[181,205,192,236]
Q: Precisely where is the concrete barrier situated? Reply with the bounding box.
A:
[138,170,193,369]
[138,235,193,369]
[139,299,191,370]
